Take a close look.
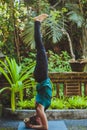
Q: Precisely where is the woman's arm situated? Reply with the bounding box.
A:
[30,104,48,130]
[29,124,47,129]
[28,104,48,130]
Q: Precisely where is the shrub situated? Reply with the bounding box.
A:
[48,50,71,72]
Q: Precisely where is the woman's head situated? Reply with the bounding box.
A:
[24,115,41,127]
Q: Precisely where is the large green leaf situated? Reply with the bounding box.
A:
[22,21,35,49]
[68,11,84,28]
[66,3,85,28]
[0,87,11,93]
[6,57,21,83]
[0,67,12,85]
[44,12,66,43]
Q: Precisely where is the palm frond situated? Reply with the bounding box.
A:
[44,17,65,43]
[66,3,84,28]
[22,21,35,49]
[6,57,21,83]
[0,87,11,93]
[0,67,12,85]
[0,58,13,81]
[68,11,84,27]
[20,62,35,78]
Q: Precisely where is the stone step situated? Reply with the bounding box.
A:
[18,121,68,130]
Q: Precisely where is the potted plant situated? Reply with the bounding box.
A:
[46,1,87,72]
[63,1,87,72]
[46,3,87,72]
[61,28,87,72]
[48,1,87,72]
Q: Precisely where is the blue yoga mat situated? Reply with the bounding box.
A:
[18,121,68,130]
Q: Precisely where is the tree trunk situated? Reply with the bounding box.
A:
[82,27,87,58]
[10,0,20,62]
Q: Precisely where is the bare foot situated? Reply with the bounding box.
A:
[34,14,48,22]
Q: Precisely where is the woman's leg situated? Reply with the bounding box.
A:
[34,20,48,83]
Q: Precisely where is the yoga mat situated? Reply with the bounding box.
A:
[18,120,68,130]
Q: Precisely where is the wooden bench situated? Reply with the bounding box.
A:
[49,72,87,97]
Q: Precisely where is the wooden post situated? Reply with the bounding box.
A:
[84,83,87,96]
[56,83,60,98]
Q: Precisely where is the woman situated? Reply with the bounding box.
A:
[24,14,52,130]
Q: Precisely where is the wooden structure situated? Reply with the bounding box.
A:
[49,72,87,97]
[0,72,87,99]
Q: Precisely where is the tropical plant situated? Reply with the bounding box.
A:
[17,97,35,109]
[22,8,67,49]
[48,0,87,62]
[0,0,87,62]
[16,96,87,110]
[67,96,87,109]
[50,97,66,109]
[44,9,68,43]
[64,0,87,61]
[0,56,35,111]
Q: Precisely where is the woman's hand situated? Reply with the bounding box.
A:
[29,124,34,128]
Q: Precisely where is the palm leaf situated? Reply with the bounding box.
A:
[44,18,64,43]
[0,67,12,85]
[20,62,35,77]
[22,21,35,49]
[0,58,13,81]
[0,87,11,93]
[6,57,21,83]
[66,3,84,28]
[68,10,84,27]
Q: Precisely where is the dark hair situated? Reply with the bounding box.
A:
[30,115,38,125]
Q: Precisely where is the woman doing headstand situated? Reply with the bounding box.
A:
[24,14,52,130]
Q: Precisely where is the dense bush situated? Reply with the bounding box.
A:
[48,50,71,72]
[17,96,87,110]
